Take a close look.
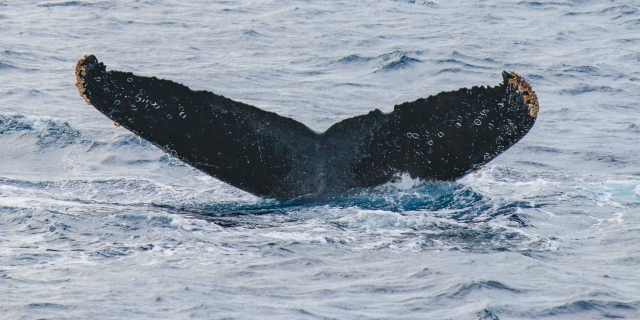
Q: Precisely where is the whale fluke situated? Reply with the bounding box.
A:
[75,55,539,199]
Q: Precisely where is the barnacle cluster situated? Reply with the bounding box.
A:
[509,71,539,118]
[75,55,91,104]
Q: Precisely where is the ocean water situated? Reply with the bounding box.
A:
[1,0,639,319]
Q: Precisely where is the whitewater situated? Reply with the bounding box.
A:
[1,0,639,319]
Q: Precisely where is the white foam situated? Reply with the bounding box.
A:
[390,172,424,190]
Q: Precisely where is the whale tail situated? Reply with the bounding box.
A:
[76,55,538,199]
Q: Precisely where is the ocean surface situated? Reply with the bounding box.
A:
[1,0,639,319]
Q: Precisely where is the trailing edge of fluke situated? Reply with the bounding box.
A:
[75,55,539,199]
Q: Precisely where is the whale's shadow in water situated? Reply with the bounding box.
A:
[154,181,534,229]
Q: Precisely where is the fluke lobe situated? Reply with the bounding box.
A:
[75,55,539,199]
